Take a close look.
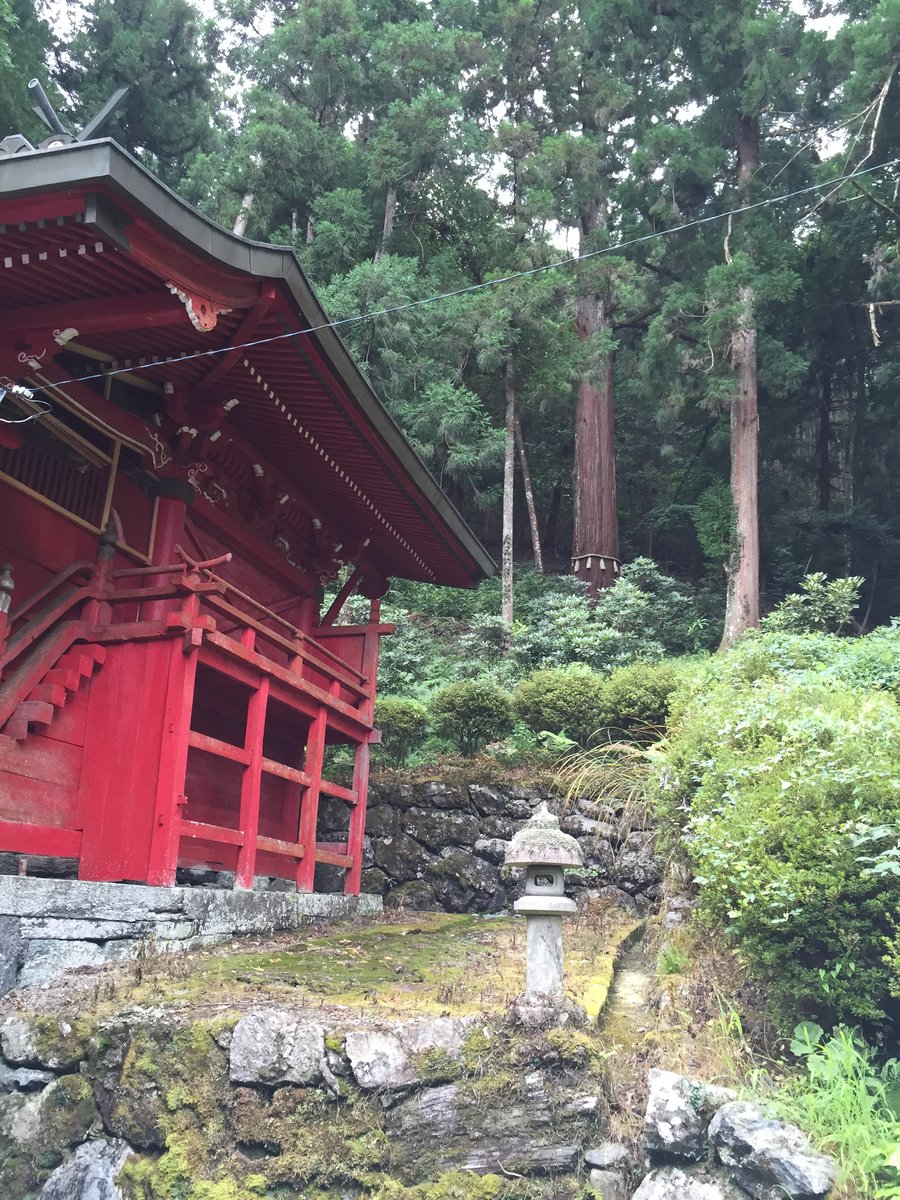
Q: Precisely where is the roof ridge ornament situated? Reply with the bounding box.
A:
[0,79,129,157]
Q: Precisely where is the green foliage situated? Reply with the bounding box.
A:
[658,628,900,1033]
[657,943,690,976]
[513,667,607,747]
[513,659,686,748]
[431,679,514,756]
[763,573,864,635]
[772,1024,900,1198]
[600,660,686,733]
[374,696,429,765]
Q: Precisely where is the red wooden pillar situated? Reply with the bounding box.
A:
[235,675,269,889]
[345,742,369,895]
[143,497,187,622]
[146,629,200,886]
[345,602,384,895]
[296,707,326,892]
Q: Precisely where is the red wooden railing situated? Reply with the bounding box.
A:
[0,539,389,895]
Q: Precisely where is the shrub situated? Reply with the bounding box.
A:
[656,632,900,1033]
[598,660,686,733]
[763,572,863,634]
[431,679,514,756]
[512,591,664,672]
[374,696,429,764]
[512,667,609,747]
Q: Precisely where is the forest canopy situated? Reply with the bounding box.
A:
[3,0,900,633]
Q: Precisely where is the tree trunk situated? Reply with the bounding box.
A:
[573,274,619,598]
[233,192,255,237]
[501,362,516,633]
[544,479,562,559]
[817,364,832,511]
[374,184,397,262]
[515,416,543,573]
[720,282,760,648]
[720,114,761,649]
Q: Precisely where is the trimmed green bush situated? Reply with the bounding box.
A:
[431,679,514,756]
[374,696,429,764]
[656,628,900,1033]
[512,667,608,747]
[598,660,685,733]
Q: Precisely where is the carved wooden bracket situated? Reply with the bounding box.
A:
[165,282,232,332]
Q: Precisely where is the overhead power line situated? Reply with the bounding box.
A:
[11,155,900,400]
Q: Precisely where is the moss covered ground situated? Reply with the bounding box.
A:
[2,905,641,1200]
[18,908,638,1029]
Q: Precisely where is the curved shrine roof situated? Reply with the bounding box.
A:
[0,139,495,588]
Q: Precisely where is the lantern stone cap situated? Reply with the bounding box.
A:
[503,803,584,868]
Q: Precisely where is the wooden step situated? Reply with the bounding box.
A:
[4,700,55,742]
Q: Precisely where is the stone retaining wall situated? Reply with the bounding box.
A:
[325,777,664,914]
[0,877,381,995]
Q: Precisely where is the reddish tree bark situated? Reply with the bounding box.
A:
[573,281,619,598]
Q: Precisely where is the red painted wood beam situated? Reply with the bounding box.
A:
[0,820,81,857]
[0,193,87,225]
[3,292,191,336]
[194,285,276,395]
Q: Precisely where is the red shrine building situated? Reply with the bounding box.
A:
[0,139,492,894]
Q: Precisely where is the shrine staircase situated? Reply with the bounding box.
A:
[0,544,387,894]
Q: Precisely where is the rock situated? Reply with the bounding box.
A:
[419,781,469,810]
[480,815,518,841]
[644,1068,734,1160]
[591,886,639,914]
[427,848,505,912]
[632,1166,750,1200]
[709,1101,837,1200]
[404,807,480,851]
[468,786,532,819]
[359,866,389,895]
[365,805,395,838]
[384,880,440,911]
[0,1059,55,1092]
[0,1014,83,1071]
[585,1142,630,1168]
[386,1082,460,1139]
[611,832,663,894]
[346,1017,470,1090]
[18,938,133,986]
[588,1168,627,1200]
[229,1012,324,1086]
[473,837,509,866]
[0,1074,97,1151]
[369,782,417,809]
[0,915,20,996]
[345,1029,413,1090]
[373,831,426,882]
[38,1137,132,1199]
[462,1144,580,1174]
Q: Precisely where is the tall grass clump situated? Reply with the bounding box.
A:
[771,1024,900,1199]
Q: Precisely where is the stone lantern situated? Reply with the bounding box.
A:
[504,803,583,1006]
